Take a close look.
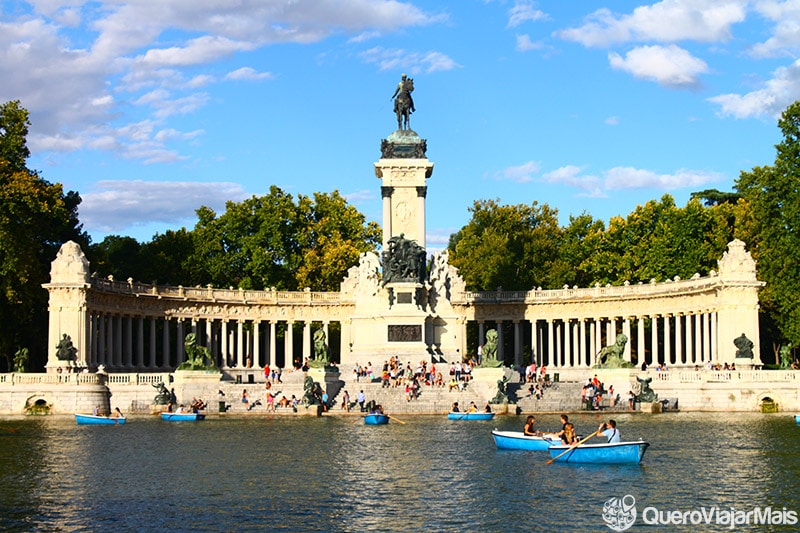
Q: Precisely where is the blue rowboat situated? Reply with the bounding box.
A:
[795,414,800,425]
[547,441,649,464]
[447,412,495,421]
[161,412,206,422]
[364,414,389,425]
[492,430,560,451]
[75,413,126,425]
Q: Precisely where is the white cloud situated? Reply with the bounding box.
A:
[225,67,274,81]
[360,47,461,74]
[0,1,442,163]
[507,2,547,28]
[80,180,248,232]
[750,1,800,57]
[556,0,747,47]
[343,189,376,203]
[605,116,620,125]
[608,45,708,88]
[708,58,800,118]
[604,166,723,190]
[541,164,722,197]
[492,161,541,183]
[516,34,545,52]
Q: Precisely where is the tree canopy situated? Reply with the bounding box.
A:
[0,101,88,371]
[735,101,800,349]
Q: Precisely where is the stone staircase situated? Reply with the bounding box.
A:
[215,366,619,415]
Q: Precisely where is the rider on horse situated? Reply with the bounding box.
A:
[391,73,415,129]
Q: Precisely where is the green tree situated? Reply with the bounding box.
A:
[447,199,562,291]
[582,195,732,285]
[736,101,800,349]
[189,187,380,291]
[0,100,88,371]
[89,235,143,281]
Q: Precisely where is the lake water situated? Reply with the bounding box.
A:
[1,412,799,532]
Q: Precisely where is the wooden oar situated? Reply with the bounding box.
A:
[388,415,406,425]
[546,431,597,465]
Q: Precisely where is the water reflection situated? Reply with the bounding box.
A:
[1,412,798,531]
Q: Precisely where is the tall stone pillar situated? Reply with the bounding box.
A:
[42,242,91,372]
[374,130,433,249]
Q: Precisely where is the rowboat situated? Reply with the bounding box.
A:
[547,440,649,464]
[447,412,495,421]
[795,414,800,425]
[364,414,389,425]
[161,412,206,422]
[75,413,126,425]
[491,430,560,451]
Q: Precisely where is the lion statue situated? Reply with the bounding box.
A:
[595,334,634,369]
[177,333,217,371]
[479,329,503,368]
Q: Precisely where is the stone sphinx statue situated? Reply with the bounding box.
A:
[479,329,503,368]
[595,334,634,369]
[634,376,658,403]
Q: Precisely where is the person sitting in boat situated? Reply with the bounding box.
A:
[451,402,460,413]
[92,405,101,416]
[560,422,578,445]
[111,407,123,418]
[175,404,188,414]
[467,401,478,413]
[483,403,492,413]
[523,415,541,436]
[370,404,384,415]
[596,419,621,443]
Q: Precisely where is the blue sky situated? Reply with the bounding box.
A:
[2,1,798,250]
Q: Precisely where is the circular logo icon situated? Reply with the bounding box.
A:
[602,494,637,531]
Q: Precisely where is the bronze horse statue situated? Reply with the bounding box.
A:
[392,75,415,130]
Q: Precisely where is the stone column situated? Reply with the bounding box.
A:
[149,317,157,369]
[702,313,710,364]
[637,317,645,366]
[124,316,133,369]
[606,319,615,347]
[710,312,718,362]
[496,320,504,363]
[563,320,572,368]
[622,317,632,362]
[694,313,702,364]
[237,320,245,368]
[176,319,184,367]
[416,186,427,249]
[286,321,295,367]
[513,321,522,367]
[580,319,588,368]
[303,321,312,361]
[547,319,554,367]
[675,314,683,365]
[114,316,123,368]
[381,186,393,249]
[594,318,602,360]
[221,320,229,369]
[269,321,277,367]
[161,318,170,369]
[663,315,671,365]
[253,320,261,369]
[650,315,659,366]
[137,316,144,370]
